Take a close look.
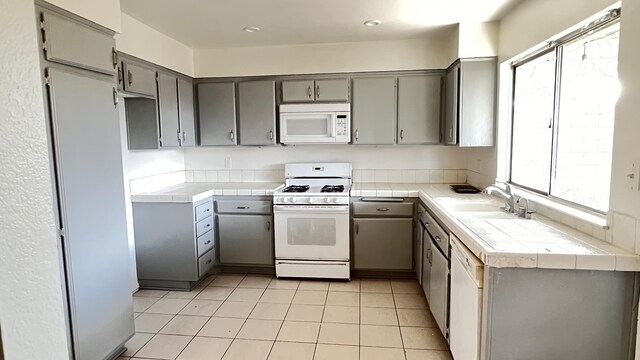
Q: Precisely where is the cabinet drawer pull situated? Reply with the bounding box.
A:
[435,235,441,243]
[355,222,359,235]
[229,130,235,141]
[236,206,250,210]
[266,220,271,231]
[316,85,320,98]
[127,70,133,86]
[307,85,312,99]
[204,240,211,245]
[355,129,359,142]
[205,259,212,265]
[376,208,390,212]
[205,223,211,228]
[205,208,210,212]
[269,129,274,140]
[400,129,404,140]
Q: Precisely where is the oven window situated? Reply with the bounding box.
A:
[286,116,330,136]
[287,218,337,246]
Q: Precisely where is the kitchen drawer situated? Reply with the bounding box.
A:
[195,201,214,222]
[353,201,413,217]
[424,211,448,254]
[198,249,216,278]
[216,200,272,214]
[196,216,214,237]
[197,230,214,257]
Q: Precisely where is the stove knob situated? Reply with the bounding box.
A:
[308,198,314,203]
[333,198,340,203]
[325,198,332,203]
[291,198,297,203]
[283,198,289,203]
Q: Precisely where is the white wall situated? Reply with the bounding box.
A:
[194,37,454,77]
[45,0,121,32]
[0,0,70,358]
[609,0,640,252]
[499,0,617,60]
[118,105,185,291]
[457,22,499,58]
[116,13,195,76]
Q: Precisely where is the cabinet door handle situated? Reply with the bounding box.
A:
[205,223,211,228]
[112,88,118,107]
[355,222,359,235]
[266,220,271,231]
[205,208,210,212]
[435,236,441,243]
[117,66,123,84]
[229,130,235,141]
[205,259,212,265]
[177,129,182,145]
[269,129,274,140]
[307,86,312,99]
[112,48,118,68]
[400,129,404,140]
[376,208,390,212]
[204,240,211,245]
[127,70,133,86]
[427,249,432,265]
[183,131,187,142]
[316,85,320,99]
[355,129,359,142]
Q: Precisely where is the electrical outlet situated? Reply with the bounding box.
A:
[627,162,639,191]
[225,157,232,169]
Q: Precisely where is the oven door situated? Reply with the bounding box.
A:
[274,205,349,260]
[279,112,336,143]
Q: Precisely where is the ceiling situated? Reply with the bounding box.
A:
[121,0,523,48]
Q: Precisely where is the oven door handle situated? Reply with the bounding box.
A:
[273,205,349,214]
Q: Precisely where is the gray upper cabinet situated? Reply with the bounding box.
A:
[444,64,459,145]
[282,80,315,102]
[238,80,276,145]
[281,78,349,103]
[315,78,349,102]
[445,58,497,147]
[157,72,180,148]
[40,11,117,75]
[178,78,196,147]
[125,98,160,150]
[197,82,237,146]
[352,77,397,145]
[398,75,442,145]
[123,61,157,97]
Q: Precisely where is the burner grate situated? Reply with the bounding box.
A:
[321,185,345,193]
[282,185,310,193]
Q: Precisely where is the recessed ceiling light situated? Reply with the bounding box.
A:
[363,19,382,27]
[243,26,260,33]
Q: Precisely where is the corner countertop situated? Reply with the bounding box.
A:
[131,181,640,272]
[130,182,283,203]
[352,182,640,272]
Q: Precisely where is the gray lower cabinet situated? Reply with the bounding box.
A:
[352,77,397,145]
[216,198,274,266]
[197,82,237,146]
[398,74,442,145]
[133,197,215,290]
[238,80,276,145]
[352,200,414,271]
[123,61,157,96]
[178,78,196,147]
[444,58,496,147]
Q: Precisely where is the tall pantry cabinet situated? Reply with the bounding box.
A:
[36,2,134,359]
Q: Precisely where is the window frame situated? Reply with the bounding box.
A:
[507,9,621,214]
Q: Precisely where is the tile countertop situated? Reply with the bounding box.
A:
[351,183,640,272]
[130,182,283,203]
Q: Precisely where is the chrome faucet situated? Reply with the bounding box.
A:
[484,182,516,213]
[484,182,535,219]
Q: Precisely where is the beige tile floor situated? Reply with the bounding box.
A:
[119,274,452,360]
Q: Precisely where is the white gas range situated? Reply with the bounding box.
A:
[273,163,352,279]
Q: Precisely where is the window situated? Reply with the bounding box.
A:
[509,18,620,213]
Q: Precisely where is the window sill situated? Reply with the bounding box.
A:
[510,186,608,229]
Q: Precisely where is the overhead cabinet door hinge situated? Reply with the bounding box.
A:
[40,13,47,52]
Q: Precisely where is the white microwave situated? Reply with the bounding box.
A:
[279,103,350,144]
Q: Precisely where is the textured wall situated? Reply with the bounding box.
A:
[0,0,70,358]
